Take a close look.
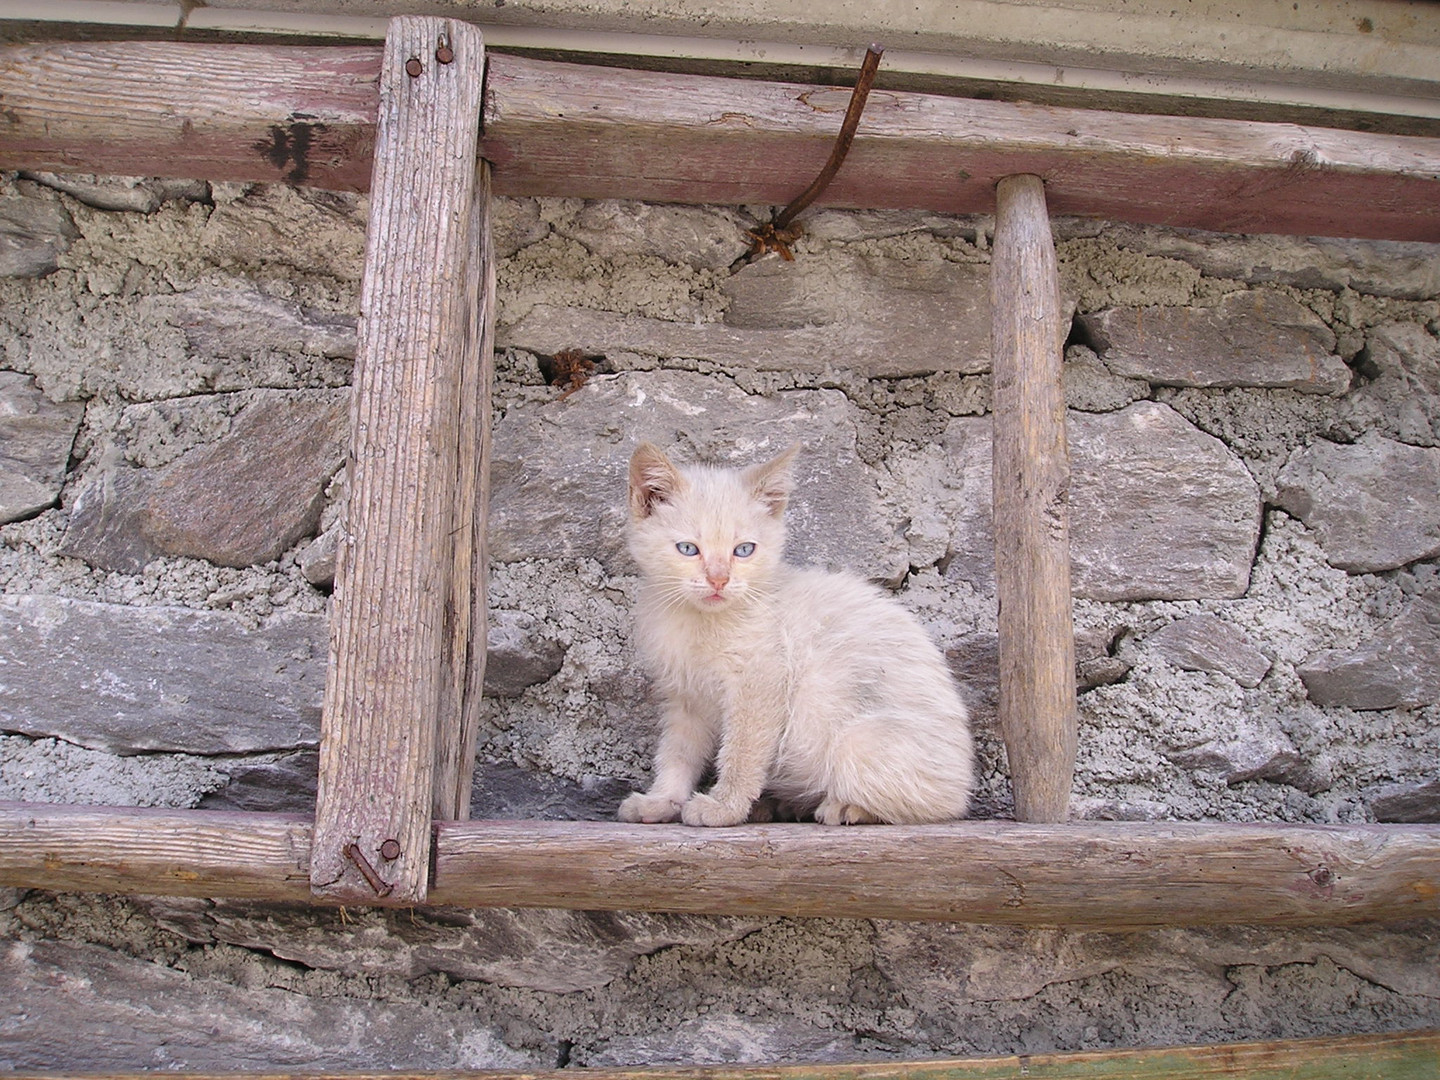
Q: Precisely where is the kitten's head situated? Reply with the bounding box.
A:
[627,441,798,613]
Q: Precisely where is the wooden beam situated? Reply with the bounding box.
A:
[310,16,486,906]
[479,55,1440,240]
[430,819,1440,927]
[0,40,380,191]
[3,42,1440,239]
[0,1031,1434,1080]
[990,175,1076,824]
[8,805,1436,929]
[0,803,313,901]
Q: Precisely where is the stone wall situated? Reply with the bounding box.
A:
[1,171,1437,1069]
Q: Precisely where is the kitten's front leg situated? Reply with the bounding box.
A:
[682,691,784,828]
[618,696,716,824]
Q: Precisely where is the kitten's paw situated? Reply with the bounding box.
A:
[681,792,751,828]
[816,798,883,826]
[618,792,683,824]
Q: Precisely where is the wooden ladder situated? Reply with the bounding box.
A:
[1,14,1438,929]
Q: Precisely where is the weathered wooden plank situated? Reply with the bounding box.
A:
[0,803,313,900]
[2,42,1440,239]
[2,806,1438,927]
[310,16,486,906]
[430,819,1440,928]
[0,40,380,190]
[431,161,496,823]
[0,1031,1434,1080]
[989,175,1076,824]
[480,55,1440,241]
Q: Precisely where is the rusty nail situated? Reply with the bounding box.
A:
[405,57,424,78]
[436,35,454,64]
[379,838,402,861]
[343,841,394,897]
[770,42,885,233]
[1309,865,1336,888]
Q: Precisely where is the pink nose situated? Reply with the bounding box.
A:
[706,567,729,591]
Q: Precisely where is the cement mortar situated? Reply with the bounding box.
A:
[1,172,1438,1067]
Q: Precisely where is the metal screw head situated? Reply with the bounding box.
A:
[436,43,455,64]
[405,57,424,78]
[379,839,402,861]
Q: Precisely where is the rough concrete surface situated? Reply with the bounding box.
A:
[1,172,1438,1069]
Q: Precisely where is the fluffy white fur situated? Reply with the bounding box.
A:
[618,441,974,828]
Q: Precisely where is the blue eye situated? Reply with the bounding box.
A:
[676,541,699,556]
[733,542,756,557]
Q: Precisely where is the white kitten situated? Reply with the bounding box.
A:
[618,441,974,827]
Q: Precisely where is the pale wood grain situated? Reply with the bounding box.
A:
[430,819,1440,928]
[310,16,487,906]
[3,805,1437,927]
[0,40,380,190]
[2,42,1439,238]
[432,161,497,822]
[990,175,1077,824]
[480,54,1440,240]
[0,803,312,900]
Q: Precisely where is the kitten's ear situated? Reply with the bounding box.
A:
[629,442,686,519]
[745,443,800,518]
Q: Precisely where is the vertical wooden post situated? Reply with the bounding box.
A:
[434,160,496,822]
[312,15,487,905]
[990,174,1077,824]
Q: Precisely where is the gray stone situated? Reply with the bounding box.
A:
[491,197,552,259]
[0,192,77,277]
[61,389,348,572]
[199,752,319,813]
[939,402,1262,601]
[1063,344,1151,412]
[0,370,83,523]
[1081,290,1348,394]
[872,920,1440,1053]
[1274,433,1440,573]
[297,522,340,588]
[1167,729,1327,792]
[1370,779,1440,823]
[943,632,999,726]
[469,761,630,821]
[1298,592,1440,710]
[559,200,752,271]
[20,171,209,213]
[0,594,326,755]
[487,369,903,579]
[1147,613,1272,688]
[720,252,992,372]
[943,624,1129,723]
[1091,222,1440,302]
[1075,622,1134,690]
[147,284,357,361]
[483,610,566,698]
[0,939,542,1072]
[199,184,368,282]
[1068,402,1263,601]
[499,255,995,378]
[141,898,763,995]
[800,207,983,243]
[1344,321,1440,447]
[585,1015,857,1067]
